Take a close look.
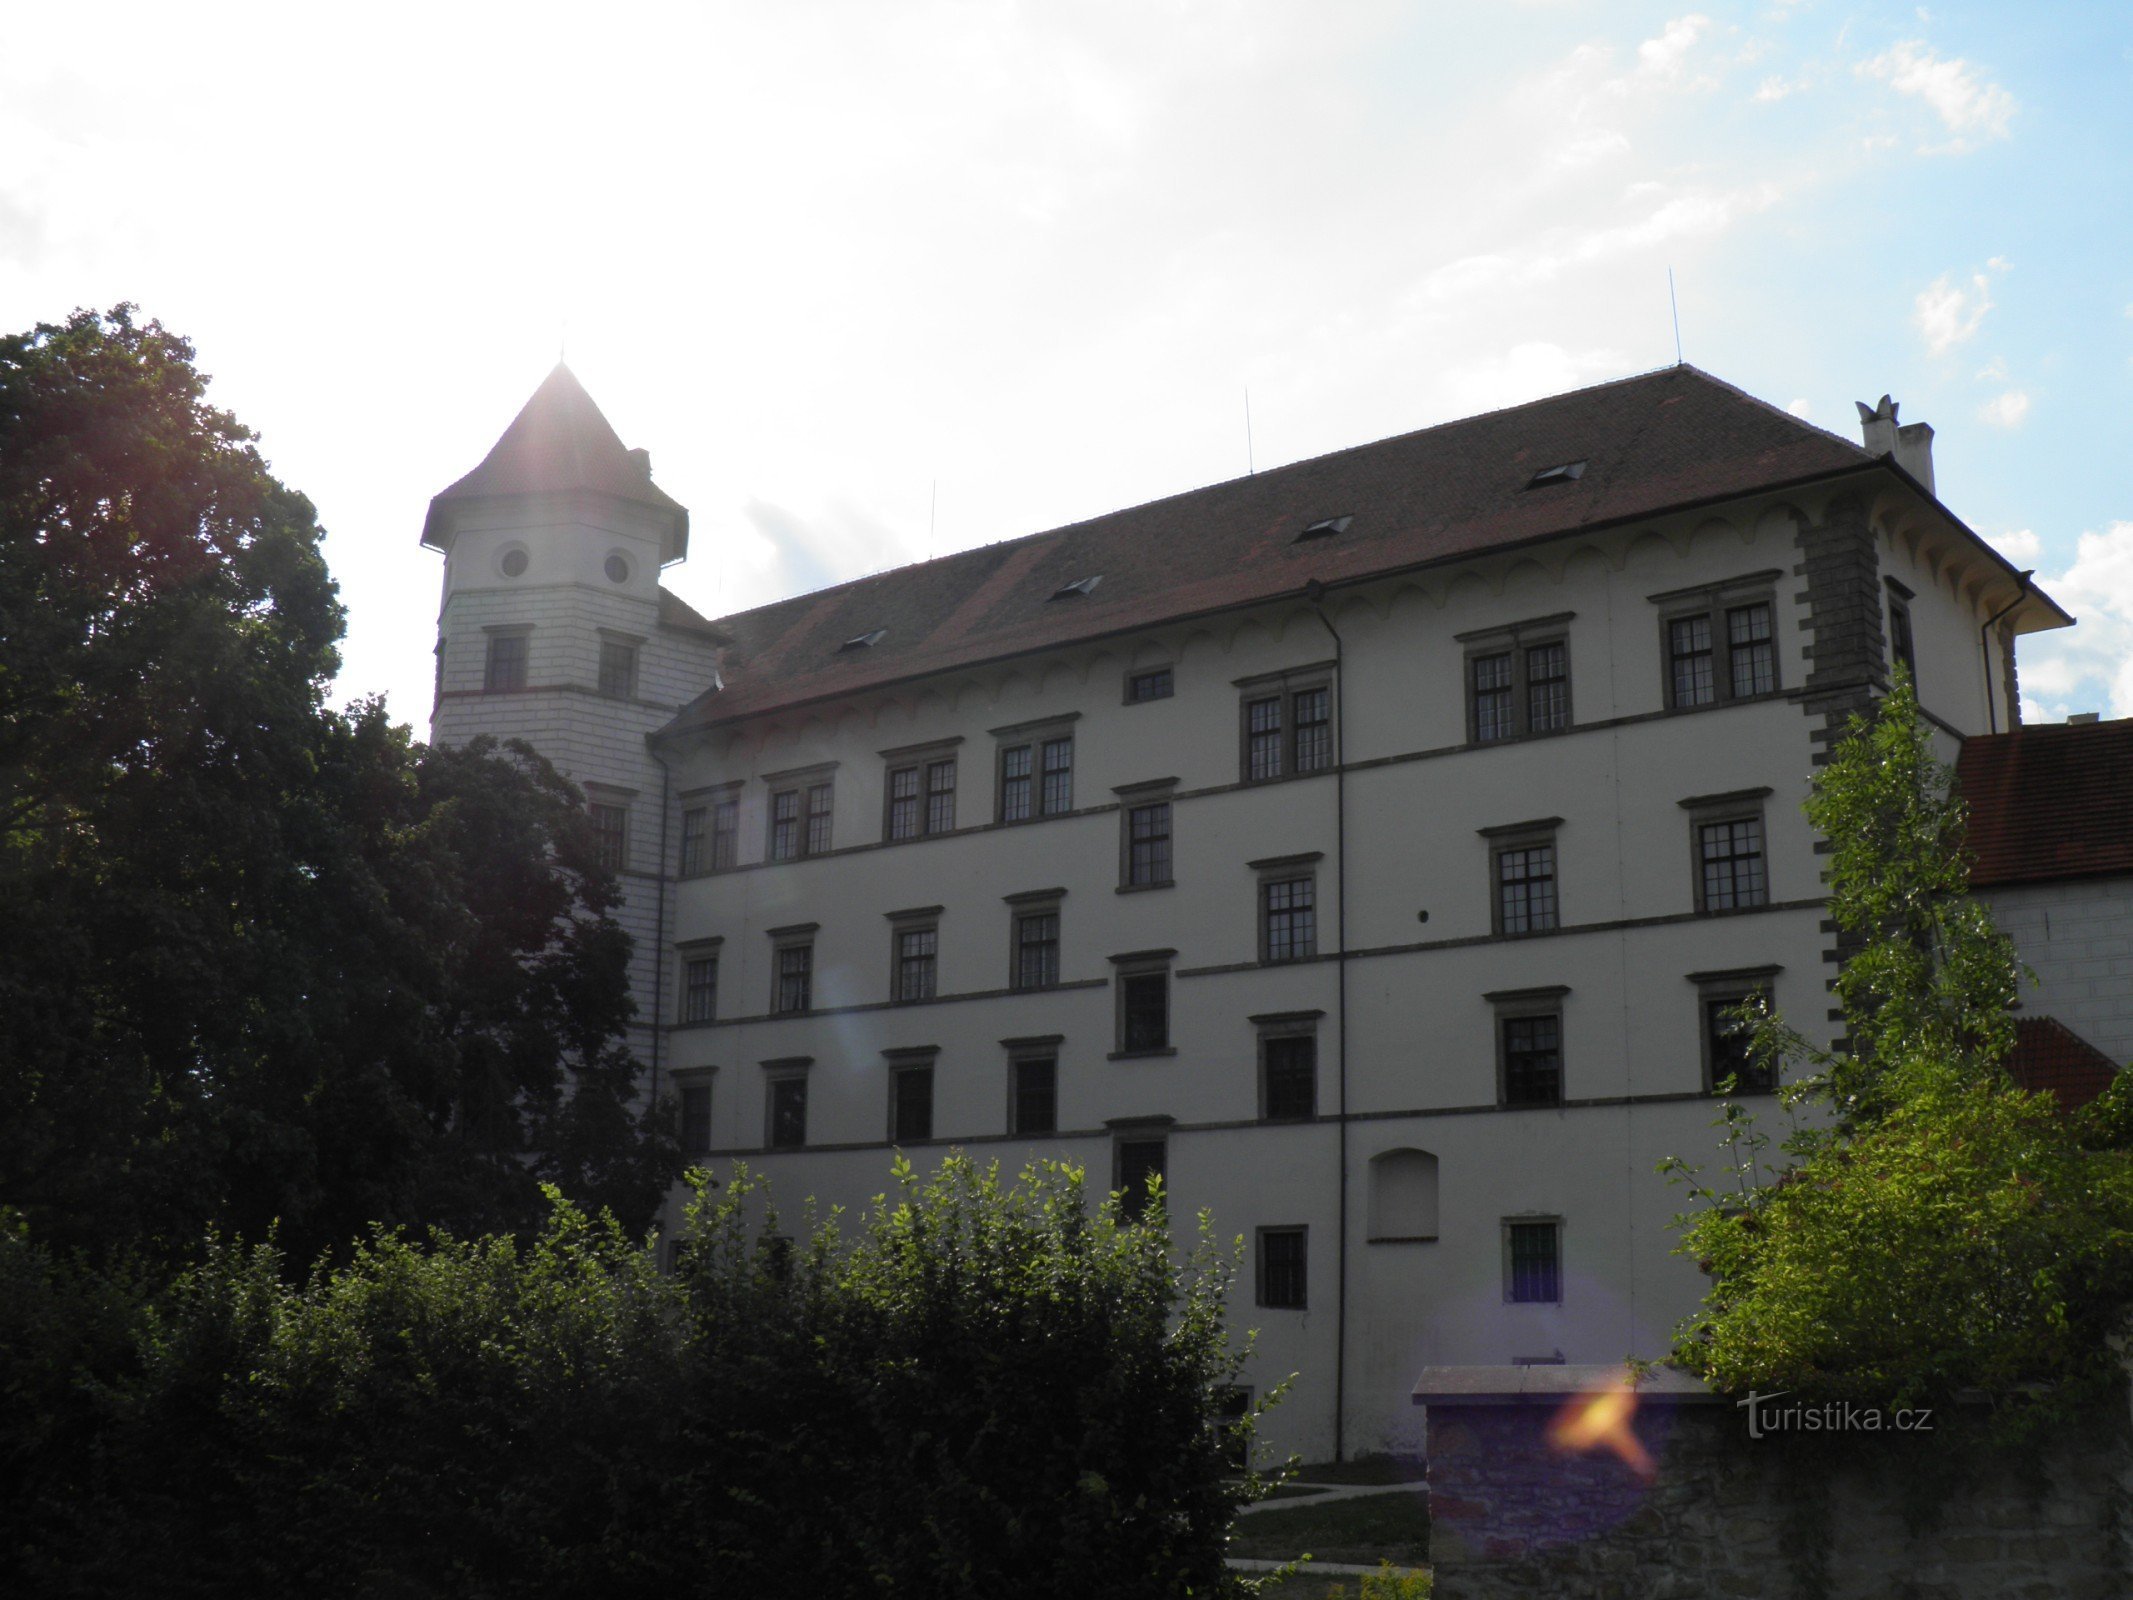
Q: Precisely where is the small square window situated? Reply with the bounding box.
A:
[1256,1227,1308,1309]
[679,1082,712,1155]
[681,953,718,1024]
[1011,1056,1058,1136]
[1126,668,1174,703]
[598,639,638,699]
[1505,1219,1561,1303]
[891,1064,934,1144]
[767,1075,808,1149]
[484,632,528,693]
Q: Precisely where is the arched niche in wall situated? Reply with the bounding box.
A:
[1367,1147,1439,1242]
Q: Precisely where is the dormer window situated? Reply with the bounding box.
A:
[1525,461,1587,489]
[840,629,888,652]
[1295,516,1352,541]
[1050,575,1102,600]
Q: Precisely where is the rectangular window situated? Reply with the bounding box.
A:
[1262,877,1316,962]
[590,802,628,872]
[1256,1227,1308,1310]
[1495,842,1558,935]
[891,1065,934,1144]
[1527,642,1568,732]
[1292,688,1332,773]
[1698,817,1768,912]
[484,632,528,693]
[1668,615,1715,708]
[1726,604,1775,699]
[1241,678,1336,781]
[1040,737,1073,816]
[1261,1035,1316,1121]
[1013,910,1060,990]
[887,764,921,841]
[1011,1056,1057,1135]
[1705,993,1776,1095]
[1471,651,1514,743]
[770,782,833,861]
[1127,667,1173,703]
[1245,696,1283,780]
[682,955,718,1024]
[895,927,938,1003]
[1211,1386,1252,1472]
[999,745,1033,823]
[1116,1137,1166,1220]
[767,1076,808,1149]
[598,639,638,699]
[1501,1014,1562,1107]
[1119,972,1169,1053]
[1506,1220,1561,1304]
[886,758,957,841]
[1889,596,1917,683]
[773,944,812,1014]
[679,1083,712,1156]
[711,797,739,871]
[770,789,801,862]
[1126,801,1173,888]
[679,807,707,877]
[925,760,956,834]
[805,783,833,855]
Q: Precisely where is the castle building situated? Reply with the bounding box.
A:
[422,362,2079,1460]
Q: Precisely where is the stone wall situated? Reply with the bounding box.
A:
[1418,1368,2133,1600]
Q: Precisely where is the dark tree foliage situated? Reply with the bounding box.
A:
[0,1161,1269,1600]
[0,307,676,1267]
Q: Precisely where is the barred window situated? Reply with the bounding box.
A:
[590,802,628,873]
[1495,843,1558,935]
[710,798,739,871]
[1257,1227,1307,1309]
[1727,604,1774,699]
[896,927,938,1003]
[1127,802,1172,887]
[774,944,812,1014]
[1501,1014,1562,1106]
[1011,1057,1057,1135]
[1506,1220,1561,1303]
[1262,1035,1316,1121]
[679,807,707,877]
[682,955,718,1024]
[1014,911,1059,990]
[484,633,527,693]
[1699,817,1768,911]
[1669,615,1715,708]
[891,1065,933,1144]
[1262,877,1316,963]
[1471,651,1514,743]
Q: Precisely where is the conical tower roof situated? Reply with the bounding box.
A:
[422,362,688,560]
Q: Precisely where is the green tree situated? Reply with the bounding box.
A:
[0,307,675,1266]
[1667,673,2133,1408]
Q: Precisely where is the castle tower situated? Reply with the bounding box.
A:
[422,363,724,1082]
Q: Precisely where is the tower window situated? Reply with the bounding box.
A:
[604,553,631,584]
[499,547,529,578]
[599,640,639,699]
[484,633,528,693]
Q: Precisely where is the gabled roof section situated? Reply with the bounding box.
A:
[423,363,689,560]
[658,586,727,642]
[2009,1017,2121,1110]
[656,364,2042,737]
[1959,718,2133,888]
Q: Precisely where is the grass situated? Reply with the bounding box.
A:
[1227,1489,1432,1567]
[1288,1453,1427,1486]
[1251,1563,1432,1599]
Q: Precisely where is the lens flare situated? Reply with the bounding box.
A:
[1546,1384,1654,1479]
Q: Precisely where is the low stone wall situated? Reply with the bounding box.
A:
[1415,1365,2132,1600]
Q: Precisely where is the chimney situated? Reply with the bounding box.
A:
[1855,395,1935,497]
[627,446,652,481]
[2069,712,2101,726]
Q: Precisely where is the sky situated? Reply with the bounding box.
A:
[5,0,2130,729]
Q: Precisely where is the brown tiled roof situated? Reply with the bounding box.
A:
[2008,1017,2121,1110]
[658,366,1951,736]
[1958,719,2133,888]
[658,586,726,641]
[423,363,688,557]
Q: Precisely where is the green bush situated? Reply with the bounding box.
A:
[1,1157,1269,1598]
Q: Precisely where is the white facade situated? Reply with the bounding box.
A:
[426,372,2065,1460]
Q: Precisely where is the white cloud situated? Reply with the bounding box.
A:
[1913,263,2001,355]
[1786,398,1814,419]
[1987,527,2041,565]
[1858,41,2016,151]
[1632,16,1714,85]
[1436,342,1633,419]
[1979,389,2031,428]
[2018,522,2133,721]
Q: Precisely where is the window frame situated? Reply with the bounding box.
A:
[765,764,837,863]
[885,906,943,1004]
[1110,1119,1172,1221]
[1124,665,1175,705]
[991,715,1079,824]
[1650,572,1784,713]
[1004,888,1065,992]
[1115,779,1178,891]
[1886,577,1918,686]
[762,1058,812,1150]
[1110,949,1176,1058]
[1689,965,1782,1097]
[1252,852,1323,965]
[1680,788,1774,916]
[1255,1226,1309,1310]
[677,936,723,1026]
[1002,1035,1064,1136]
[1480,819,1562,938]
[768,924,817,1016]
[884,1047,938,1145]
[1488,985,1571,1109]
[880,737,963,843]
[482,626,531,693]
[1233,663,1337,784]
[585,786,634,874]
[596,630,643,700]
[674,1069,715,1156]
[1456,613,1575,745]
[1253,1011,1323,1122]
[1503,1216,1564,1305]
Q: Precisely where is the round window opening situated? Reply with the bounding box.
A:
[500,548,529,578]
[604,554,631,584]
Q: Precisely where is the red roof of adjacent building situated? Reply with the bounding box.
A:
[1958,719,2133,888]
[423,363,689,557]
[2008,1017,2122,1109]
[657,364,2052,737]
